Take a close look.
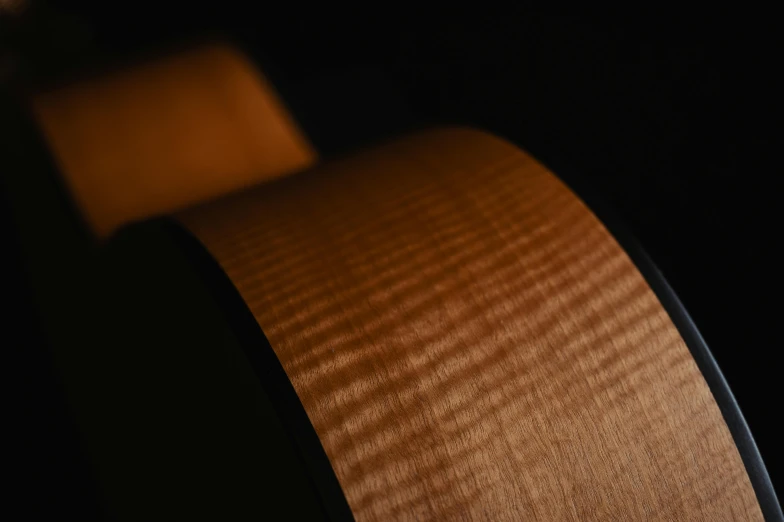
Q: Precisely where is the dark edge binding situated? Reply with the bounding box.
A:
[161,219,355,522]
[611,224,783,521]
[548,160,783,521]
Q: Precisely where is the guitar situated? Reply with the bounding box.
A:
[2,42,780,520]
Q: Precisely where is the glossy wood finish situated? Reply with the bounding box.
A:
[180,128,762,520]
[31,44,315,236]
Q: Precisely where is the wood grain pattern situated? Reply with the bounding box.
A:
[180,128,762,520]
[31,43,315,237]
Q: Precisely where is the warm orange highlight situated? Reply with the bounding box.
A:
[31,44,316,237]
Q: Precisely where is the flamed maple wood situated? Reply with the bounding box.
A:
[179,128,763,521]
[27,43,767,520]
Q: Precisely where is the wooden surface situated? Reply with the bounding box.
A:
[31,44,315,236]
[180,128,762,520]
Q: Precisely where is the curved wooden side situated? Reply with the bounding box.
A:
[179,128,762,521]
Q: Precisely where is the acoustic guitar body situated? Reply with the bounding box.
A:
[177,128,766,521]
[3,44,779,521]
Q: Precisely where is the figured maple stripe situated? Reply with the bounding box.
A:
[288,246,641,440]
[179,128,761,521]
[227,185,595,370]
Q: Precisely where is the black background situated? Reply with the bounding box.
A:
[3,2,781,516]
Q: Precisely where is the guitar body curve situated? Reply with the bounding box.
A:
[179,127,764,520]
